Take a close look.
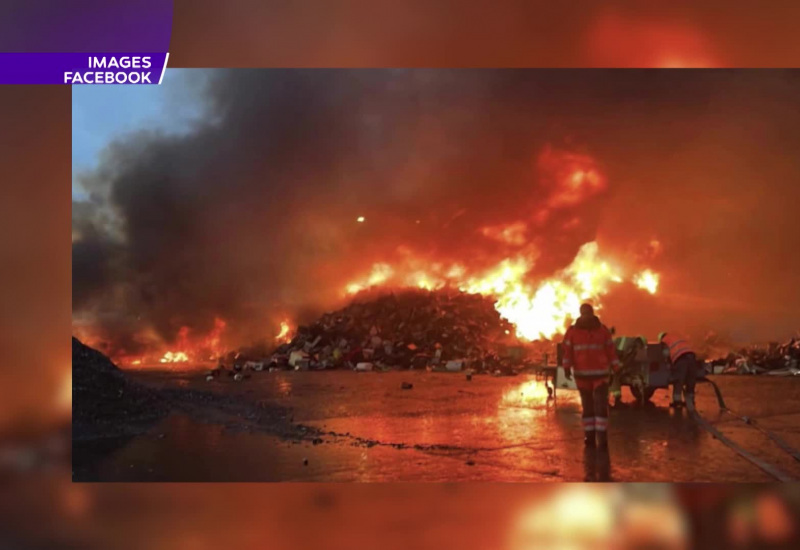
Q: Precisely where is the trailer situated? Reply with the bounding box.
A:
[542,342,676,405]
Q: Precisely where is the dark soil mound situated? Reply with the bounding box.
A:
[72,337,168,441]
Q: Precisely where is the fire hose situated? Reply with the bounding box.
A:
[691,378,799,481]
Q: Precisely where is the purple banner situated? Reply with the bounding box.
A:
[0,52,169,85]
[1,1,173,52]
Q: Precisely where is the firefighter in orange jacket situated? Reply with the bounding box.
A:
[659,331,698,411]
[563,303,621,448]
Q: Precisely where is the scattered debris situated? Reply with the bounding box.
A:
[706,337,800,375]
[445,360,464,372]
[244,360,264,372]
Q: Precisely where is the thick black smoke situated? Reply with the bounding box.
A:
[73,70,800,354]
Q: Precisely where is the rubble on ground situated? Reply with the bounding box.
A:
[216,288,541,376]
[706,337,800,375]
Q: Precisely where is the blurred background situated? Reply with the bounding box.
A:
[2,465,800,549]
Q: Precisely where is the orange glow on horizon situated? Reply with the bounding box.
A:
[58,369,72,414]
[587,13,721,68]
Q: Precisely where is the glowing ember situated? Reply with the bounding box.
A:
[356,216,365,223]
[633,270,660,294]
[160,351,189,363]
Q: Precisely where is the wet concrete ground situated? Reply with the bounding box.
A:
[83,370,800,482]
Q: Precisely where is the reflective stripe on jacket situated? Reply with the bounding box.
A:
[563,319,621,378]
[662,333,694,364]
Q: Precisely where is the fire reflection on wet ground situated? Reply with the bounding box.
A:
[71,370,800,482]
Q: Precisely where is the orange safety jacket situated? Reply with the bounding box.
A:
[661,333,694,364]
[563,316,621,380]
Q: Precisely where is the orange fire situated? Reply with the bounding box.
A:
[462,242,626,340]
[538,146,608,210]
[342,146,662,341]
[633,269,660,295]
[275,320,293,343]
[481,221,528,246]
[344,241,659,341]
[346,263,394,294]
[160,351,190,363]
[111,317,229,366]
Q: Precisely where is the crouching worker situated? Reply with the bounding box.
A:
[659,332,698,411]
[564,304,622,448]
[610,336,648,407]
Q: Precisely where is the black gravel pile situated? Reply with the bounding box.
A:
[72,337,168,440]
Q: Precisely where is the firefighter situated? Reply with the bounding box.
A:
[610,335,647,406]
[659,331,698,410]
[564,303,621,448]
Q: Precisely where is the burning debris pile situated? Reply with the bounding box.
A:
[707,338,800,376]
[215,288,539,378]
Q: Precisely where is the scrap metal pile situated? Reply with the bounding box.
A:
[215,288,537,377]
[707,338,800,376]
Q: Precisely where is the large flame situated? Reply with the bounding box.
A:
[462,242,626,340]
[344,241,659,341]
[342,147,657,341]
